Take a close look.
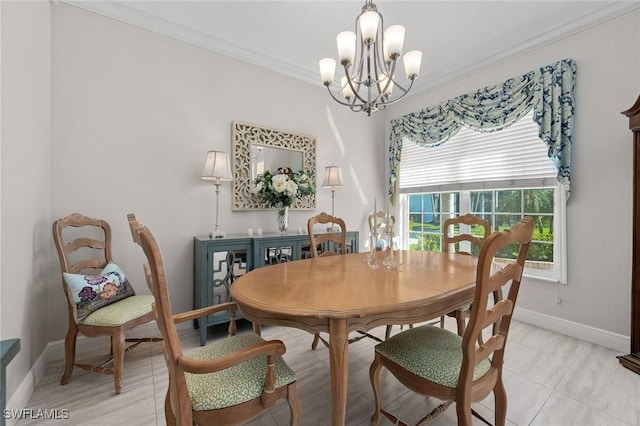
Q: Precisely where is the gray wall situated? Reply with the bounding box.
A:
[48,2,385,339]
[385,9,640,336]
[1,0,51,407]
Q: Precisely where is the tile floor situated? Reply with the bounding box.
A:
[16,318,640,425]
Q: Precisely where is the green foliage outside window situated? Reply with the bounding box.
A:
[407,188,555,267]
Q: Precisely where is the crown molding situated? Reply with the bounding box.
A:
[59,0,319,84]
[59,1,640,94]
[409,1,640,96]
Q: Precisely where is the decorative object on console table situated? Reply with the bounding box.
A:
[276,206,289,233]
[322,165,344,232]
[251,167,315,232]
[318,0,422,116]
[201,150,233,238]
[620,96,640,375]
[194,231,359,345]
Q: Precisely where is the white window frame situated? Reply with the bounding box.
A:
[397,185,566,284]
[395,110,568,284]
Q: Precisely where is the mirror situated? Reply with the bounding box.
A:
[250,145,303,181]
[232,121,316,210]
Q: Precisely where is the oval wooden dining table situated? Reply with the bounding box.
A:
[230,250,478,426]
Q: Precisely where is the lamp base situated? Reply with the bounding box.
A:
[209,229,226,239]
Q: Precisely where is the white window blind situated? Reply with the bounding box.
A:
[399,111,557,193]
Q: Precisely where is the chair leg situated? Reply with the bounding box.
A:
[455,310,467,336]
[164,387,176,426]
[287,382,302,426]
[60,325,78,385]
[455,393,473,426]
[493,377,507,426]
[369,353,383,426]
[112,332,125,394]
[385,325,392,340]
[311,332,321,350]
[440,315,445,328]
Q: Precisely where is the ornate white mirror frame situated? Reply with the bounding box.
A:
[232,121,317,210]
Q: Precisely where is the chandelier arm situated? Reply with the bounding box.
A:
[387,73,413,95]
[324,84,365,112]
[374,20,390,78]
[343,64,370,106]
[378,55,396,95]
[374,77,416,109]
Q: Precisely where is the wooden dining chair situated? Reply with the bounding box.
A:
[52,213,160,394]
[127,214,302,426]
[307,212,382,349]
[369,216,534,426]
[307,212,346,349]
[307,211,347,257]
[443,213,492,337]
[368,211,395,251]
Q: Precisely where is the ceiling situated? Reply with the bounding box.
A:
[64,1,640,95]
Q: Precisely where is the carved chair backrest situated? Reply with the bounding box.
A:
[129,220,189,420]
[52,213,113,324]
[307,212,347,257]
[443,213,491,255]
[458,217,533,398]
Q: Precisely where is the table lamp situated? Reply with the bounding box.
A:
[201,150,233,238]
[322,165,344,231]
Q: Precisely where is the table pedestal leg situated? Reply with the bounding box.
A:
[329,318,348,426]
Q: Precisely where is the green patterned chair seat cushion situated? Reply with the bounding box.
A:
[81,295,154,327]
[456,304,471,312]
[375,325,491,388]
[185,332,296,411]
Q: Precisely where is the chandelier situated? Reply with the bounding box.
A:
[319,0,422,116]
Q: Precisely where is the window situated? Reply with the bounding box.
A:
[398,111,567,283]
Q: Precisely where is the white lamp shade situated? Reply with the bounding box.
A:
[383,25,405,60]
[322,166,344,188]
[201,151,232,183]
[359,11,379,43]
[336,31,356,65]
[319,58,336,84]
[341,76,355,99]
[403,50,422,79]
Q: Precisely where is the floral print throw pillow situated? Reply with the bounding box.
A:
[63,262,136,322]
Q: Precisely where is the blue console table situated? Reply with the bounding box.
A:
[194,231,359,345]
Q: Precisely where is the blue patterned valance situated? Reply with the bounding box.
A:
[389,58,576,204]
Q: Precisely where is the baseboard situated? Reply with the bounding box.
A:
[4,344,50,426]
[513,307,630,353]
[6,320,172,424]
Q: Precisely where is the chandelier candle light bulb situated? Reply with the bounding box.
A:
[319,58,336,83]
[319,0,422,116]
[383,25,405,60]
[337,31,356,65]
[359,11,379,43]
[403,50,422,79]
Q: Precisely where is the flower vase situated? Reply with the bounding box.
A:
[277,206,289,232]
